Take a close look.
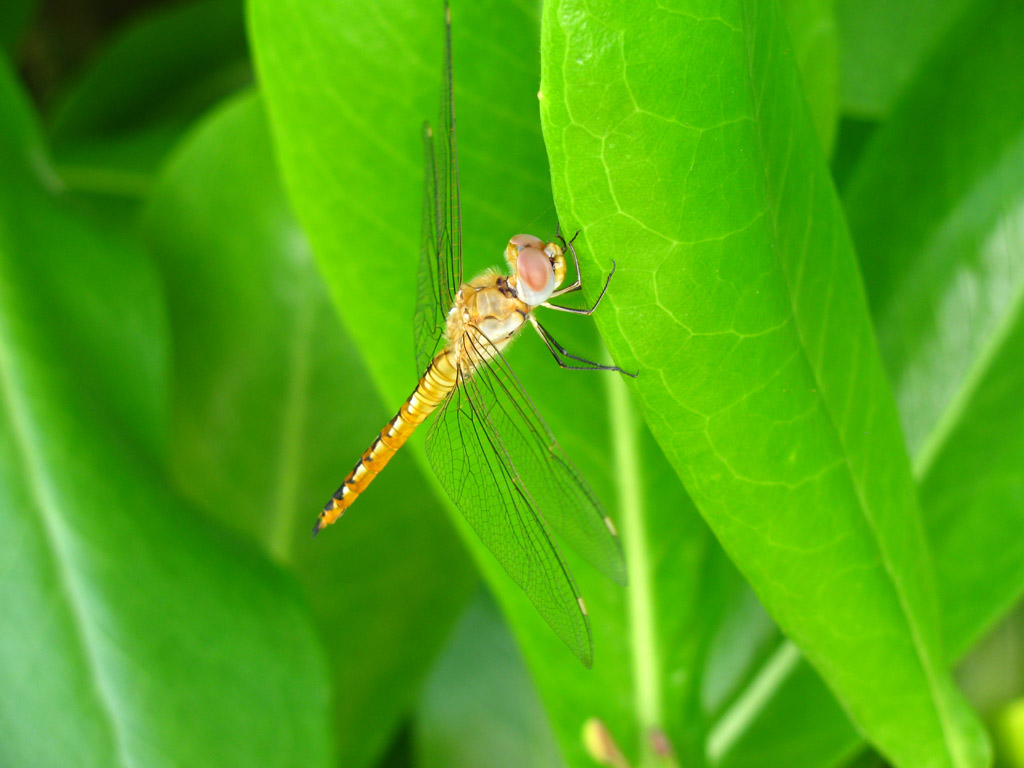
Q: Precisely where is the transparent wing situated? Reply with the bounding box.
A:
[414,122,446,373]
[414,5,462,373]
[463,332,627,586]
[426,363,593,666]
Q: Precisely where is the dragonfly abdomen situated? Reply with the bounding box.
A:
[313,349,458,535]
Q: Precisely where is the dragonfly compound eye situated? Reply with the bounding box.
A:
[516,246,557,305]
[545,243,567,288]
[509,233,545,252]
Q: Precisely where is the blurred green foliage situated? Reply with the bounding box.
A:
[1,1,1022,767]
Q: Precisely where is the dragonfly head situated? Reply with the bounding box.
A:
[506,234,567,306]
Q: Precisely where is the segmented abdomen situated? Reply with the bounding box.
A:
[313,348,458,535]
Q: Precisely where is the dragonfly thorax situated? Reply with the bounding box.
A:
[446,269,530,367]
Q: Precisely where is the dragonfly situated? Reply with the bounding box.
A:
[314,3,633,666]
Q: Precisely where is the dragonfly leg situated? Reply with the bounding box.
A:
[554,223,580,248]
[529,315,637,377]
[544,260,615,314]
[550,230,585,299]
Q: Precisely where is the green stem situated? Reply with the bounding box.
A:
[608,371,663,765]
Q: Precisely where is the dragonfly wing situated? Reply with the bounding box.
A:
[414,122,446,373]
[426,365,593,666]
[414,6,462,374]
[464,331,627,586]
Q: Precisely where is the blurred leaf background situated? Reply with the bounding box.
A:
[1,1,1022,767]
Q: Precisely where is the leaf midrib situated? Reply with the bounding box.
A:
[0,285,131,767]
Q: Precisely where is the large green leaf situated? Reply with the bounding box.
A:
[0,61,166,456]
[835,0,973,117]
[540,2,988,767]
[142,91,477,768]
[250,1,750,766]
[48,0,250,201]
[0,0,37,53]
[49,0,248,141]
[848,0,1024,654]
[707,1,1024,765]
[0,60,330,768]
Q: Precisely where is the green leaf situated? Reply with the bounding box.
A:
[142,90,477,768]
[778,0,839,153]
[702,586,782,725]
[847,0,1024,656]
[836,0,973,117]
[250,1,746,766]
[0,60,330,768]
[540,2,989,767]
[707,648,861,768]
[415,590,564,768]
[48,0,250,199]
[0,0,38,53]
[0,60,166,456]
[50,0,248,139]
[707,1,1024,765]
